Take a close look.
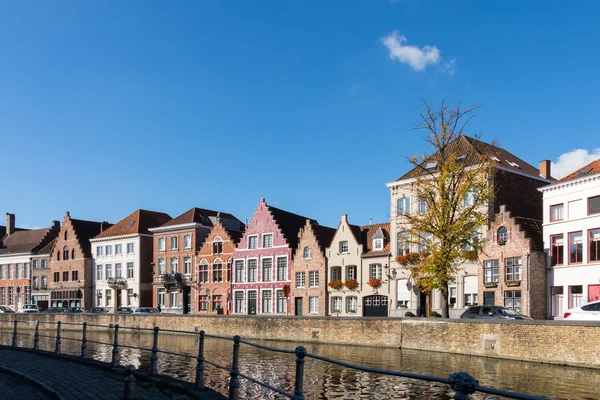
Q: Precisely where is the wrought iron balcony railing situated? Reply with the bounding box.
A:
[107,277,127,288]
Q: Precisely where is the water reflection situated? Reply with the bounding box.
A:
[1,329,598,399]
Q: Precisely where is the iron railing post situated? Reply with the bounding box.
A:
[196,330,205,389]
[122,365,136,400]
[111,324,120,367]
[55,321,61,354]
[11,319,17,347]
[228,335,240,400]
[292,346,307,400]
[33,320,39,351]
[149,326,159,376]
[449,372,478,400]
[80,322,87,359]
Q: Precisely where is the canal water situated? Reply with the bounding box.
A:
[1,328,598,399]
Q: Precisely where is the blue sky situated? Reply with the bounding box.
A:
[1,1,599,230]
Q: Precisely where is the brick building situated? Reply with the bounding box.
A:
[478,205,546,319]
[31,238,56,311]
[150,208,243,314]
[359,223,393,316]
[290,219,336,316]
[195,216,244,314]
[49,212,111,309]
[0,213,59,311]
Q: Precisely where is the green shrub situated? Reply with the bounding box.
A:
[404,311,415,317]
[429,311,440,318]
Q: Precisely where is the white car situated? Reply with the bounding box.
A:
[563,300,600,321]
[19,304,40,314]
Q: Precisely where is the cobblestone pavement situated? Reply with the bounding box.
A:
[0,349,202,399]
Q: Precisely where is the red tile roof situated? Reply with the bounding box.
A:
[555,159,600,184]
[360,223,391,257]
[95,209,172,239]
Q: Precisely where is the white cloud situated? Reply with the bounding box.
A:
[551,148,600,178]
[381,31,442,71]
[438,58,457,76]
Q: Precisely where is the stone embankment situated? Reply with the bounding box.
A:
[1,314,598,369]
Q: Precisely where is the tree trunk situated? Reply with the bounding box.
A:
[441,281,450,318]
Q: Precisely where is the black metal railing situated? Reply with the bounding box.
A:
[106,277,127,287]
[0,317,548,400]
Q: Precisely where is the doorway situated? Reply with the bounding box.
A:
[588,285,600,302]
[248,290,257,315]
[295,297,303,316]
[116,290,122,308]
[183,287,191,314]
[363,295,389,317]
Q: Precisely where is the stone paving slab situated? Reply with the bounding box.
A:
[0,372,49,400]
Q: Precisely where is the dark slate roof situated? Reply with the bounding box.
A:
[360,223,391,257]
[0,227,54,255]
[514,217,544,252]
[555,159,600,183]
[311,224,337,253]
[36,238,56,255]
[159,207,240,228]
[95,209,172,239]
[0,225,29,240]
[267,205,318,251]
[71,219,112,258]
[396,134,544,181]
[225,228,244,245]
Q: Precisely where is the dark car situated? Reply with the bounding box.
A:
[460,305,532,320]
[115,307,134,314]
[134,307,158,314]
[64,307,85,313]
[43,307,64,313]
[88,307,109,314]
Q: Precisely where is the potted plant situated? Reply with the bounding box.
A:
[497,239,506,246]
[328,280,343,290]
[484,282,498,288]
[344,278,359,290]
[506,280,521,287]
[368,278,382,289]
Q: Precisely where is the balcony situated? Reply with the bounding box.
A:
[157,273,193,289]
[107,277,127,288]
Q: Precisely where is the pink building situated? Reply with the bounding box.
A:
[231,198,317,315]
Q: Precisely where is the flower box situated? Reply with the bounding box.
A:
[497,240,506,246]
[368,278,382,289]
[484,282,498,288]
[344,278,359,290]
[328,280,343,290]
[505,280,521,287]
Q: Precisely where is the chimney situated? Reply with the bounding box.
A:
[100,221,110,233]
[52,220,60,231]
[6,213,15,236]
[341,214,348,223]
[369,218,372,225]
[540,160,551,179]
[65,211,70,218]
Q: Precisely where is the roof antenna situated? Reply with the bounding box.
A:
[370,218,372,225]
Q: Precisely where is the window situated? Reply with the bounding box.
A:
[331,266,342,281]
[33,276,39,290]
[309,296,319,313]
[235,260,244,283]
[127,289,133,306]
[63,247,69,260]
[234,292,244,313]
[397,232,410,256]
[484,260,499,283]
[213,295,223,311]
[483,292,495,305]
[569,232,583,264]
[158,238,166,251]
[450,287,457,308]
[309,271,319,288]
[276,290,285,313]
[296,272,305,288]
[181,256,190,275]
[127,262,134,279]
[346,265,357,280]
[54,272,59,282]
[569,285,583,308]
[169,288,179,308]
[370,264,382,280]
[170,257,178,273]
[64,231,68,241]
[247,260,257,282]
[157,258,166,275]
[418,198,427,214]
[276,257,287,281]
[41,276,47,289]
[8,264,13,279]
[199,295,209,311]
[339,241,349,253]
[127,243,134,254]
[505,257,522,281]
[331,297,342,313]
[497,227,507,243]
[170,237,178,250]
[248,236,258,249]
[72,271,78,281]
[262,291,272,313]
[115,263,122,278]
[303,246,310,259]
[182,235,191,249]
[463,190,476,207]
[106,289,112,306]
[551,286,564,317]
[71,249,75,259]
[589,196,600,215]
[33,260,39,269]
[397,197,411,216]
[63,271,69,281]
[262,258,272,282]
[550,204,564,221]
[346,296,358,313]
[96,290,102,307]
[504,290,522,312]
[212,260,223,282]
[464,293,478,306]
[157,288,166,308]
[262,234,273,248]
[16,264,22,279]
[198,261,209,283]
[106,264,112,279]
[212,237,223,254]
[551,235,564,266]
[105,246,112,256]
[590,229,600,262]
[41,259,47,269]
[115,244,122,255]
[373,239,384,250]
[57,252,60,261]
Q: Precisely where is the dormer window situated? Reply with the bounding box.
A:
[506,160,520,168]
[373,239,384,250]
[491,156,500,162]
[456,155,466,163]
[497,226,507,245]
[339,241,349,253]
[303,246,310,259]
[424,161,437,170]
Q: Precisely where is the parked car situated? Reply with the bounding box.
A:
[134,307,158,314]
[115,307,134,314]
[43,307,64,313]
[19,304,40,313]
[0,305,15,313]
[88,307,109,314]
[563,300,600,321]
[460,306,532,320]
[64,307,85,313]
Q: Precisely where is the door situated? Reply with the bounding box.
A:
[295,298,303,316]
[116,290,122,308]
[588,285,600,303]
[183,287,190,314]
[247,291,257,315]
[363,295,389,317]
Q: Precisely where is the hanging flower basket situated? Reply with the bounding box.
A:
[328,280,343,290]
[282,284,290,297]
[344,278,359,290]
[497,240,506,246]
[368,278,382,289]
[505,280,521,287]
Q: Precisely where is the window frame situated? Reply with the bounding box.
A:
[505,257,522,281]
[309,271,319,288]
[484,259,500,283]
[373,239,384,250]
[550,203,564,222]
[588,195,600,216]
[589,228,600,263]
[262,233,273,248]
[261,258,272,282]
[303,246,310,259]
[551,234,565,266]
[248,235,258,249]
[339,241,349,254]
[309,296,319,313]
[397,197,411,216]
[568,231,584,264]
[295,272,305,288]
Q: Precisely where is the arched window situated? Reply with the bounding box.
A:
[212,236,223,254]
[71,249,75,259]
[497,227,508,244]
[57,251,60,261]
[212,258,223,283]
[64,231,68,241]
[198,260,209,283]
[303,246,310,259]
[63,246,69,261]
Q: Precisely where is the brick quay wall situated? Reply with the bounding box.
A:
[1,314,598,369]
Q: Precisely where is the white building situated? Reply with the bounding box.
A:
[90,209,171,311]
[539,160,600,318]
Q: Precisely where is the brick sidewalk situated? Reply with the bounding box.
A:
[0,349,210,399]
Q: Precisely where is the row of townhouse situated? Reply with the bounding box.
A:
[1,136,599,319]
